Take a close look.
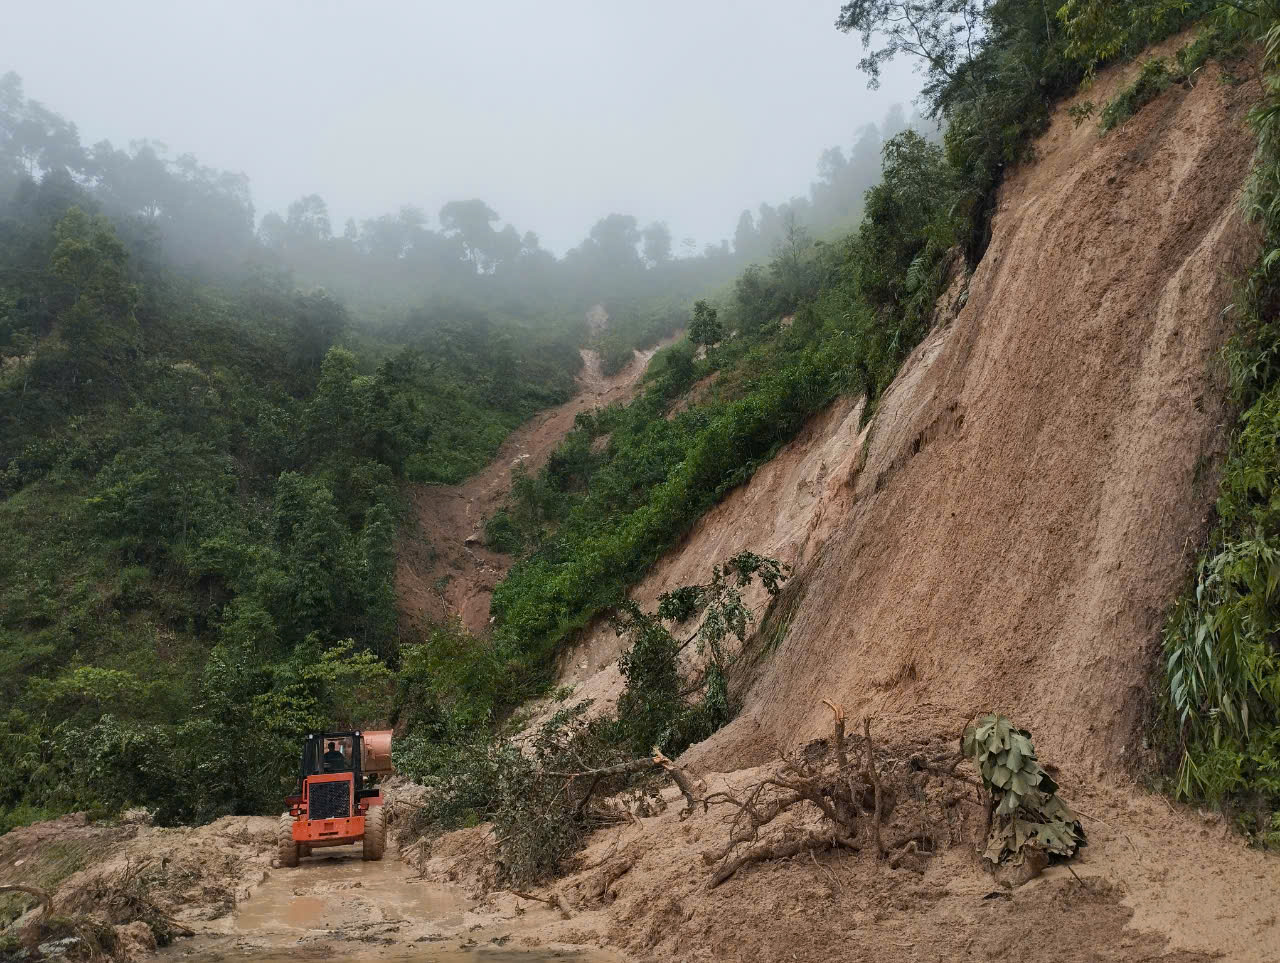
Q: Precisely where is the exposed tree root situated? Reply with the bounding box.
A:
[694,703,981,888]
[863,716,886,859]
[652,748,704,815]
[709,833,859,888]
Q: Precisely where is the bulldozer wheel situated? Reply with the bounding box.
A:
[278,814,299,867]
[362,806,386,861]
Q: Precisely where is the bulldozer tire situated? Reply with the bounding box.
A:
[362,806,386,861]
[278,814,299,867]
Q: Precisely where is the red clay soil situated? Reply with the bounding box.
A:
[395,324,680,635]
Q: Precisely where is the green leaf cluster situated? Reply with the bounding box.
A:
[962,714,1085,865]
[1158,2,1280,845]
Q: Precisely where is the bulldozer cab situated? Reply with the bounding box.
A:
[300,731,365,789]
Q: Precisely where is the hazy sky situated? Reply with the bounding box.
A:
[5,0,921,253]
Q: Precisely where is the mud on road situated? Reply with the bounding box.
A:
[0,811,619,962]
[161,843,619,963]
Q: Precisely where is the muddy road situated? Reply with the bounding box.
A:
[160,844,618,963]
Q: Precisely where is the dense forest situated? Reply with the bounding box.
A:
[2,0,1279,855]
[0,62,927,830]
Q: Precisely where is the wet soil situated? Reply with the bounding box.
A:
[160,845,620,963]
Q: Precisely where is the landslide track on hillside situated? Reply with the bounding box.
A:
[496,45,1280,962]
[396,314,679,635]
[10,42,1280,963]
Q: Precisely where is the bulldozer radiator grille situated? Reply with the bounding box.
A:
[309,781,350,820]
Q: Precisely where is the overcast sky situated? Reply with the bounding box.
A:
[5,0,921,254]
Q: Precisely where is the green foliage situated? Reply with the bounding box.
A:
[397,701,625,886]
[841,1,1216,263]
[1099,57,1175,131]
[613,552,787,756]
[595,299,687,377]
[688,299,723,348]
[1058,0,1214,75]
[962,714,1085,865]
[856,130,956,323]
[1159,0,1280,845]
[1068,100,1099,127]
[393,620,509,734]
[398,555,784,883]
[836,1,986,91]
[1095,24,1246,137]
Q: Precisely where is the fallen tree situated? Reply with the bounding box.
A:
[697,705,934,887]
[683,706,1084,888]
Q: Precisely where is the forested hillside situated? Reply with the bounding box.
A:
[0,67,922,833]
[5,0,1278,857]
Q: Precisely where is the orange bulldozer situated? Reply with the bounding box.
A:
[278,729,393,866]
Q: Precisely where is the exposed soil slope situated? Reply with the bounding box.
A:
[545,395,868,713]
[697,53,1259,775]
[559,49,1260,775]
[515,52,1280,961]
[396,317,679,635]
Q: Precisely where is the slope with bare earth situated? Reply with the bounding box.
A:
[10,42,1280,963]
[556,40,1259,774]
[395,321,680,636]
[493,48,1280,962]
[695,48,1258,777]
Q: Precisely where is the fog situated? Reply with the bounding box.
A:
[5,0,921,253]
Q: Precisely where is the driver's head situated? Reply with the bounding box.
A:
[327,741,336,751]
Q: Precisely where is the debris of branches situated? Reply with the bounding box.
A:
[697,703,981,888]
[407,701,707,889]
[0,885,52,921]
[76,860,194,946]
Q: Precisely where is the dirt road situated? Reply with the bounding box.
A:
[396,312,680,635]
[158,843,618,963]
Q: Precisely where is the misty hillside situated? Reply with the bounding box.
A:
[0,56,927,829]
[3,1,1280,961]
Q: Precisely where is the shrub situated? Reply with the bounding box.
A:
[1099,58,1174,131]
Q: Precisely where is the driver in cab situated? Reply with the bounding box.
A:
[322,740,347,772]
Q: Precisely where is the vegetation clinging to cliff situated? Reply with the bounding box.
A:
[1161,0,1280,848]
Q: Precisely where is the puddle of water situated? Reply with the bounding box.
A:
[164,847,619,963]
[233,846,468,933]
